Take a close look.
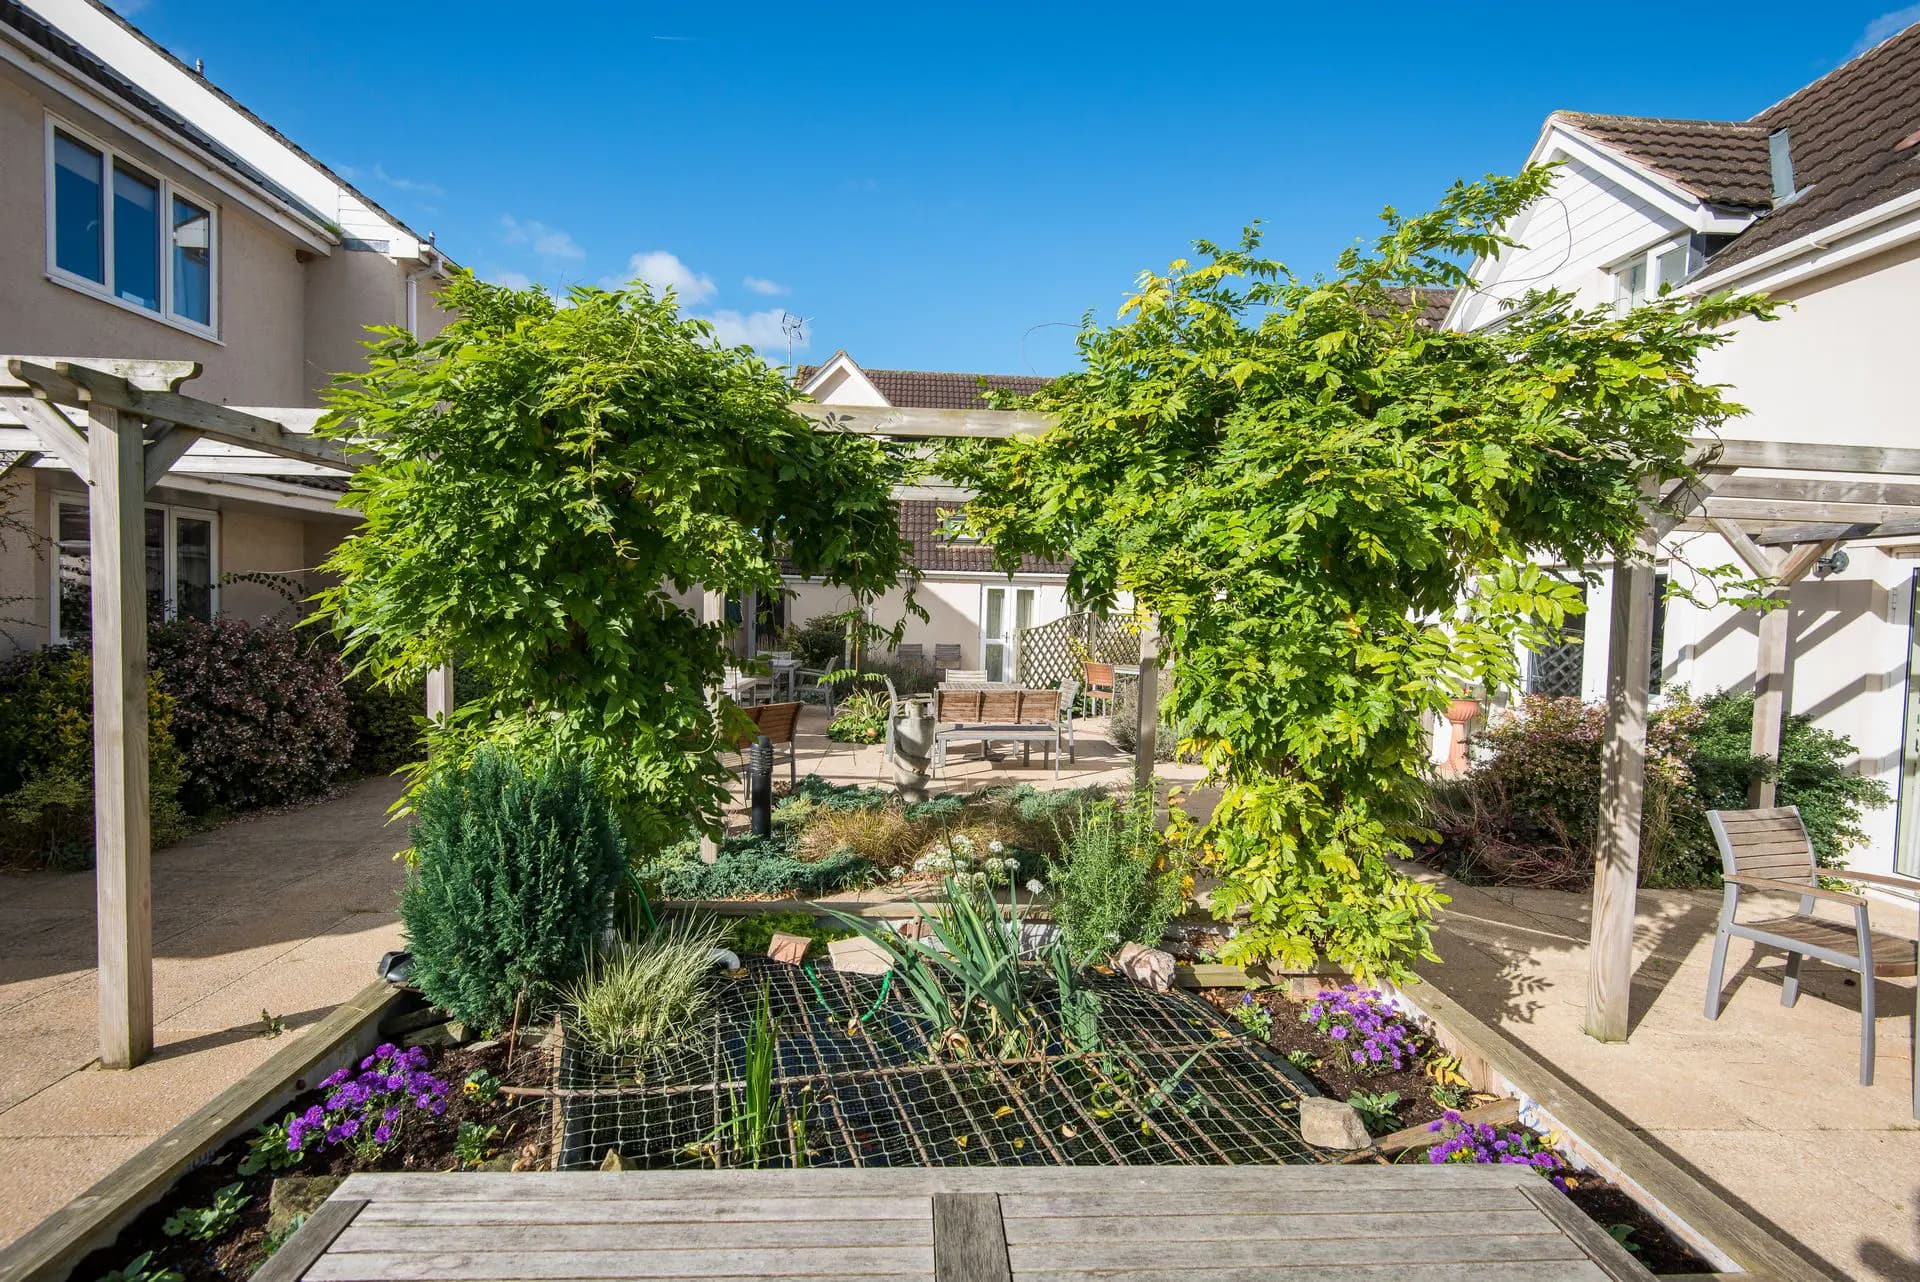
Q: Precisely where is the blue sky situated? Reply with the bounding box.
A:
[124,0,1920,374]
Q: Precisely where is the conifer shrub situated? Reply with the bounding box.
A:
[402,747,626,1029]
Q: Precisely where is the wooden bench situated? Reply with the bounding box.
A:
[933,688,1064,777]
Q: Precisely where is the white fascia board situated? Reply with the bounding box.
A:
[0,35,334,253]
[1685,189,1920,295]
[801,352,888,406]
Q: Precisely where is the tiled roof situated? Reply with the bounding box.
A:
[1553,112,1773,208]
[795,365,1052,410]
[1703,21,1920,277]
[898,499,1070,575]
[1383,287,1458,328]
[1550,21,1920,280]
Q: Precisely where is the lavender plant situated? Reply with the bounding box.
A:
[1425,1111,1570,1191]
[287,1044,449,1161]
[1300,985,1419,1074]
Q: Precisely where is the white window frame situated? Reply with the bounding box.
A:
[980,583,1036,683]
[49,497,221,643]
[44,115,220,340]
[1608,238,1696,310]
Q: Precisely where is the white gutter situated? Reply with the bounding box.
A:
[1687,186,1920,295]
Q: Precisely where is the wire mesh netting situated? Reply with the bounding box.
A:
[551,961,1327,1170]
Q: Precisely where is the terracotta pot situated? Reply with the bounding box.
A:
[1443,698,1480,774]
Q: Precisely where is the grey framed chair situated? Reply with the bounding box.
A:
[1704,806,1918,1104]
[1057,677,1080,762]
[796,657,839,713]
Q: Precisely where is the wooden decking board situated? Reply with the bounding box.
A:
[1001,1208,1557,1243]
[304,1168,1650,1282]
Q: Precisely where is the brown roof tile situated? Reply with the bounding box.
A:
[795,364,1051,410]
[1551,22,1920,281]
[1553,112,1773,208]
[1701,21,1920,277]
[897,499,1070,575]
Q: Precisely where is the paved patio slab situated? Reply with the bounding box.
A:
[1411,866,1920,1281]
[0,777,407,1249]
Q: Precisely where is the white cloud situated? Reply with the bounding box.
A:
[742,275,788,296]
[609,250,717,303]
[701,308,803,354]
[487,270,535,290]
[1853,4,1920,53]
[500,215,585,263]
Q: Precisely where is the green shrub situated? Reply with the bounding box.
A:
[779,615,847,670]
[1044,790,1186,963]
[784,775,889,811]
[564,915,727,1058]
[726,910,855,957]
[147,617,353,814]
[658,833,877,899]
[0,647,186,869]
[1437,688,1888,889]
[825,691,889,743]
[1680,689,1890,869]
[1109,679,1180,760]
[402,748,626,1029]
[344,670,420,775]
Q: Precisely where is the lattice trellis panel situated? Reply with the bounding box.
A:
[1526,640,1584,699]
[1017,612,1140,688]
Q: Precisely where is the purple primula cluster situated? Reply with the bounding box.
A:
[1426,1111,1570,1191]
[286,1044,449,1160]
[1300,985,1419,1074]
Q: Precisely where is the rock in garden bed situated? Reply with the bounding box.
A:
[70,1039,550,1282]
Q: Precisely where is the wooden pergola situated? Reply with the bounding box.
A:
[1,357,354,1069]
[7,366,1915,1077]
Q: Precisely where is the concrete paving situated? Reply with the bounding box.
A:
[1411,867,1920,1281]
[0,777,407,1249]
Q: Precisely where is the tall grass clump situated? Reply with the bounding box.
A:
[401,747,625,1030]
[566,915,729,1059]
[1045,790,1187,963]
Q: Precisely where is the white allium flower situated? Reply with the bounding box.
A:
[1026,879,1044,894]
[989,840,1005,853]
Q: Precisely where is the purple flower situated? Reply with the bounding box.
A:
[1329,1025,1349,1040]
[373,1123,393,1144]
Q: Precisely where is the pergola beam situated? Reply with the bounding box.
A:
[1752,516,1920,546]
[0,396,91,481]
[793,403,1051,439]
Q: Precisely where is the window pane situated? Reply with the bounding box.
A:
[984,644,1005,683]
[145,507,166,617]
[175,517,214,621]
[56,502,90,641]
[1655,245,1689,291]
[984,589,1003,639]
[53,132,105,283]
[1615,259,1648,307]
[113,164,161,311]
[172,196,212,324]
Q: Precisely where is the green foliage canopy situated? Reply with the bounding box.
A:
[944,168,1773,977]
[313,274,912,848]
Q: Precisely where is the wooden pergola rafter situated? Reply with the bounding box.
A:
[0,357,352,1069]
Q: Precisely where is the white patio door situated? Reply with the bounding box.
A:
[982,585,1035,682]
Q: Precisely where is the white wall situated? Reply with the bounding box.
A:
[1452,150,1681,331]
[781,575,1072,672]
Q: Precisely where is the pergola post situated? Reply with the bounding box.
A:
[1134,617,1160,791]
[425,664,455,724]
[87,406,153,1069]
[1585,546,1655,1043]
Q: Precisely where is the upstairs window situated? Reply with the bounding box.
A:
[46,121,217,335]
[1611,241,1695,309]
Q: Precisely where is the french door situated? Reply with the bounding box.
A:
[1898,571,1920,876]
[982,585,1035,683]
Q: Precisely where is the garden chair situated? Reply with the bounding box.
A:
[933,643,962,676]
[895,642,925,668]
[734,701,800,784]
[1057,677,1080,762]
[1704,806,1919,1102]
[1082,661,1116,715]
[942,669,989,685]
[795,656,839,713]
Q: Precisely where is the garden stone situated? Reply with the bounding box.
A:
[1114,942,1174,992]
[828,935,895,976]
[599,1148,634,1171]
[268,1175,342,1236]
[1298,1098,1371,1150]
[402,1022,458,1050]
[766,932,811,965]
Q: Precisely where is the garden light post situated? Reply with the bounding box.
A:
[749,735,774,837]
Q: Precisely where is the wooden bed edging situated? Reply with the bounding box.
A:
[0,981,404,1282]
